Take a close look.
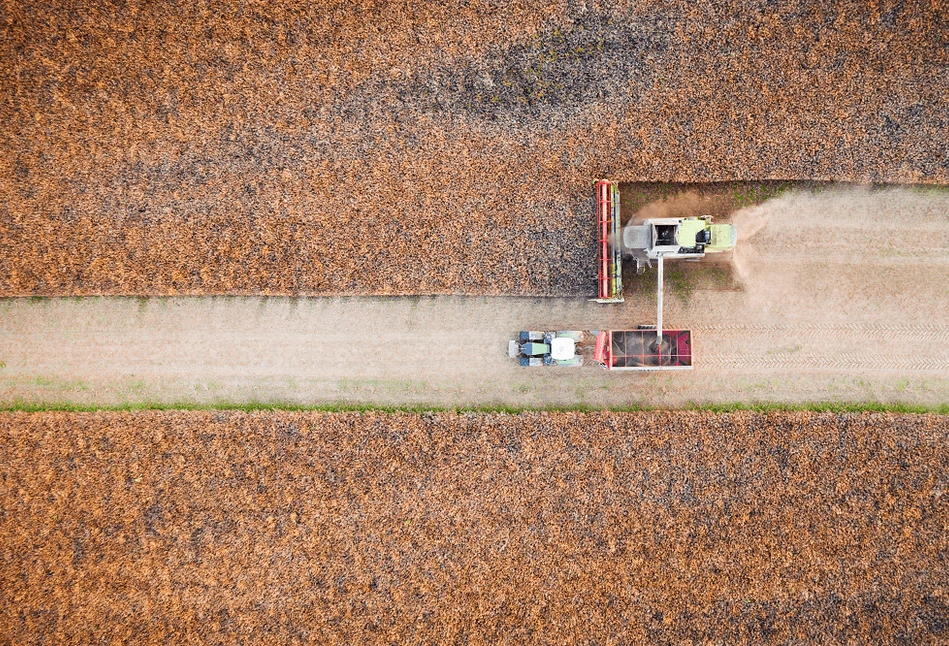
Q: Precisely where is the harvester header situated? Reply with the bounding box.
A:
[595,179,623,303]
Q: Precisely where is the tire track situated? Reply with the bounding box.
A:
[740,256,949,266]
[695,323,949,342]
[701,353,949,372]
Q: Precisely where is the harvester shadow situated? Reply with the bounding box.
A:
[622,258,743,303]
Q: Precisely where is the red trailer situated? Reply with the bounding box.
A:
[593,329,693,371]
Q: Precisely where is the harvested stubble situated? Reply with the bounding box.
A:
[2,410,948,643]
[1,1,947,295]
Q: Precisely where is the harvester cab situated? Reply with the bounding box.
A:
[623,216,737,274]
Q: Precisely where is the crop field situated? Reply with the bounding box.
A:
[3,410,949,643]
[3,0,949,643]
[2,1,947,296]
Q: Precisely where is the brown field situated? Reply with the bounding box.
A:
[2,410,948,643]
[2,1,947,296]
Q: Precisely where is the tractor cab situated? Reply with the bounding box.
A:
[508,331,584,367]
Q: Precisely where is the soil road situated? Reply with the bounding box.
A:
[3,188,948,408]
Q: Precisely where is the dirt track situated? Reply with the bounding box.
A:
[3,188,947,408]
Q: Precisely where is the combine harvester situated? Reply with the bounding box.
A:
[509,180,736,371]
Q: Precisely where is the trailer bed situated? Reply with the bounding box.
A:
[594,329,693,371]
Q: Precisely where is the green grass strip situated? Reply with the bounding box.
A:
[0,400,946,415]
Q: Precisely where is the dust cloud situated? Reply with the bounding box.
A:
[729,203,772,282]
[725,187,949,325]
